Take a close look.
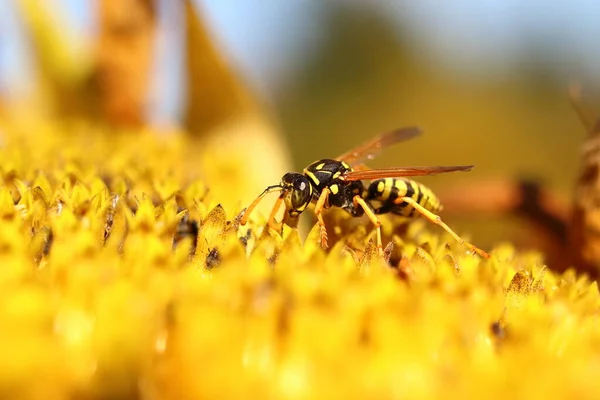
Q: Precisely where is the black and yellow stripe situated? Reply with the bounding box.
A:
[365,178,441,217]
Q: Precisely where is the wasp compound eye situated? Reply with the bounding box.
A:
[291,177,312,210]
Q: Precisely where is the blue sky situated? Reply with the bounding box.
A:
[198,1,600,85]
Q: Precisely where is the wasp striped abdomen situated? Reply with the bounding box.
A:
[365,178,442,217]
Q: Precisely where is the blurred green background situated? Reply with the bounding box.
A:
[196,1,596,194]
[1,0,599,251]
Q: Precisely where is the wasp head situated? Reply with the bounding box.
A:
[281,173,312,217]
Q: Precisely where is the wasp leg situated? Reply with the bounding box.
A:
[353,195,383,256]
[267,194,285,233]
[240,184,283,226]
[314,188,331,248]
[399,196,490,259]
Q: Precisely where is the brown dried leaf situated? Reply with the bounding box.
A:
[95,0,157,126]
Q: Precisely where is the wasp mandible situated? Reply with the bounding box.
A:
[240,127,490,259]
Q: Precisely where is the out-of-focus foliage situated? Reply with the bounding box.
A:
[277,4,581,188]
[182,0,292,214]
[94,0,157,126]
[13,0,96,119]
[568,85,600,275]
[7,0,292,215]
[0,123,597,399]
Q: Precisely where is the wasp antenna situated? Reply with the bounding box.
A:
[240,185,283,226]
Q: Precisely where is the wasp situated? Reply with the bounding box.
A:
[240,127,490,258]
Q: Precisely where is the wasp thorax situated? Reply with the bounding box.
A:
[281,173,312,215]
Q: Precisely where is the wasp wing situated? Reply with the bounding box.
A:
[336,126,422,166]
[342,165,474,181]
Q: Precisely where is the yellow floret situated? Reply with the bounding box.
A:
[0,125,597,399]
